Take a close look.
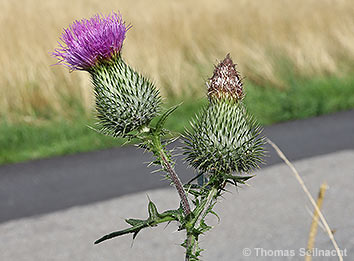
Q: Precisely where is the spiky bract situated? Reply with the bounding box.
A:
[91,55,161,137]
[183,100,264,177]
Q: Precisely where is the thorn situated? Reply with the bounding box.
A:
[130,237,135,248]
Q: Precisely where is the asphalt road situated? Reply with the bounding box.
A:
[0,109,353,223]
[1,151,353,260]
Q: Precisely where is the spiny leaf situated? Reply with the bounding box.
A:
[148,200,159,220]
[94,200,183,244]
[154,103,182,135]
[94,224,145,244]
[209,210,220,222]
[125,218,145,227]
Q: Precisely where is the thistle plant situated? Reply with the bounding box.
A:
[53,12,265,261]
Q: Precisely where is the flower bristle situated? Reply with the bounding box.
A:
[52,12,131,71]
[207,54,244,101]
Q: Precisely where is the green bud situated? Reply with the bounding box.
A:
[183,100,265,176]
[184,55,264,178]
[90,55,161,137]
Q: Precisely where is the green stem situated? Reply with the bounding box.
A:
[185,234,196,261]
[196,186,218,227]
[185,186,218,260]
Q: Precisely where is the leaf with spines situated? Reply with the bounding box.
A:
[153,103,182,136]
[94,200,184,244]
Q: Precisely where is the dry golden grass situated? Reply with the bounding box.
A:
[1,0,354,121]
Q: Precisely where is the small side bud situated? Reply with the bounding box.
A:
[207,54,244,101]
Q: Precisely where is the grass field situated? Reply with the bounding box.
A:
[1,0,354,164]
[1,0,354,121]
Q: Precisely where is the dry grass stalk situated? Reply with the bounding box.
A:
[305,182,328,261]
[266,138,343,261]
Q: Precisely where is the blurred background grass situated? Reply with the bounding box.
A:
[1,0,354,164]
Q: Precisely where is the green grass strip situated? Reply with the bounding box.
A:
[1,75,353,165]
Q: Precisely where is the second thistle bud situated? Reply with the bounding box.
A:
[183,54,264,179]
[207,54,244,102]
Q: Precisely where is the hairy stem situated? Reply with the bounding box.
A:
[145,124,193,259]
[159,150,193,261]
[160,151,191,215]
[143,126,191,216]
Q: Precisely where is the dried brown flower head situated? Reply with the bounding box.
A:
[207,54,244,101]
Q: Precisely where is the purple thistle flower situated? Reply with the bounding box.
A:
[52,12,131,71]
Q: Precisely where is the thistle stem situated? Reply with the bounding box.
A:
[185,234,195,261]
[196,186,218,226]
[160,151,191,215]
[147,128,192,259]
[185,186,218,260]
[159,150,194,261]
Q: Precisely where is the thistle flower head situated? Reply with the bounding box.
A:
[207,54,244,101]
[52,12,130,71]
